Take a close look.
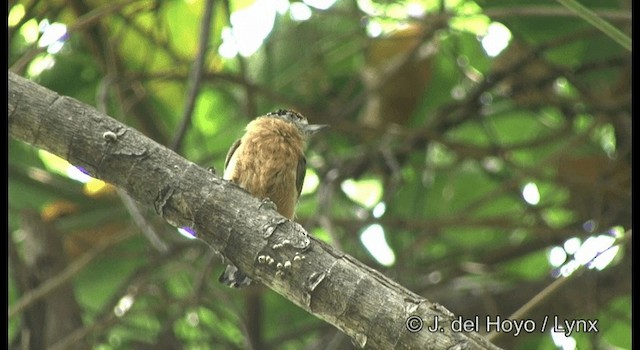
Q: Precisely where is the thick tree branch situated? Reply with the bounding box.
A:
[9,72,501,350]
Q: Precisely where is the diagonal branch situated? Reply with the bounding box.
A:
[9,71,501,350]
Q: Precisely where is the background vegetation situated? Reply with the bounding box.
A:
[8,0,631,349]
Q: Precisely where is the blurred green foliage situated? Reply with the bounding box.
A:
[9,0,630,349]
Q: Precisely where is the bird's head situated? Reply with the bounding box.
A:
[265,109,328,137]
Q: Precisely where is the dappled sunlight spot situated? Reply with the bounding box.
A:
[19,18,39,44]
[24,20,68,77]
[449,9,490,36]
[67,166,93,183]
[217,0,339,57]
[558,259,581,277]
[405,2,425,18]
[8,4,25,27]
[575,234,619,271]
[563,237,582,255]
[27,54,56,77]
[38,149,94,183]
[551,329,577,350]
[186,311,200,327]
[38,20,67,54]
[356,0,377,16]
[372,202,386,218]
[218,0,288,58]
[290,2,312,21]
[358,0,440,38]
[548,246,567,268]
[551,227,624,278]
[366,20,383,37]
[340,178,383,209]
[114,294,135,317]
[178,227,197,240]
[360,224,395,266]
[553,77,578,99]
[83,179,115,197]
[522,182,540,205]
[481,156,503,174]
[596,123,617,158]
[303,0,336,10]
[301,168,320,195]
[481,22,511,57]
[219,28,239,58]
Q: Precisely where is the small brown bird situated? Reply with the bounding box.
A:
[219,109,327,287]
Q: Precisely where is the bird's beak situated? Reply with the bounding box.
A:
[304,124,329,136]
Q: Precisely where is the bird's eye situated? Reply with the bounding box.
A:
[292,111,305,121]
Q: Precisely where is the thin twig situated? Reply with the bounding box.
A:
[9,0,147,74]
[47,242,199,350]
[170,0,216,152]
[554,0,631,51]
[8,230,134,318]
[223,0,258,117]
[484,6,631,22]
[116,188,169,252]
[486,230,631,342]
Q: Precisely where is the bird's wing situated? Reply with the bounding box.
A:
[296,156,306,199]
[223,139,242,179]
